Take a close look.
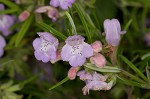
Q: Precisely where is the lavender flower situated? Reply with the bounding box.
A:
[77,71,110,95]
[0,15,15,36]
[33,32,59,63]
[50,0,76,10]
[0,3,4,10]
[103,19,126,46]
[0,4,15,36]
[61,35,93,67]
[0,35,6,57]
[35,6,59,22]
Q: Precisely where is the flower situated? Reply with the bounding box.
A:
[19,10,30,22]
[61,35,93,67]
[90,53,106,68]
[0,35,6,57]
[0,4,15,36]
[82,80,108,95]
[35,6,59,22]
[32,32,59,63]
[50,0,76,10]
[77,70,92,81]
[103,19,126,46]
[77,71,110,95]
[91,41,102,53]
[0,3,4,10]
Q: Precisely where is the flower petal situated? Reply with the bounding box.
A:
[69,54,86,67]
[32,38,41,50]
[61,44,72,61]
[81,42,93,58]
[0,35,6,48]
[50,0,60,7]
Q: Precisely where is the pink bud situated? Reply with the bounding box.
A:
[68,67,77,80]
[91,41,102,53]
[90,53,106,68]
[19,10,30,22]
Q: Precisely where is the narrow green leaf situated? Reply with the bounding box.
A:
[7,84,22,92]
[15,15,33,47]
[49,77,69,91]
[120,55,148,81]
[65,11,77,35]
[0,0,20,10]
[124,19,133,30]
[84,63,121,73]
[146,66,150,82]
[0,9,18,14]
[20,75,38,87]
[37,22,67,40]
[117,76,142,87]
[0,60,14,67]
[121,70,146,83]
[141,53,150,60]
[74,3,92,43]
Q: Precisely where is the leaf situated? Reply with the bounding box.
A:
[0,9,18,14]
[7,84,22,92]
[84,63,121,73]
[15,14,33,47]
[146,66,150,82]
[141,53,150,60]
[117,76,142,87]
[37,22,67,40]
[49,77,69,91]
[119,55,148,81]
[124,19,133,30]
[65,11,77,35]
[0,0,20,10]
[74,3,92,43]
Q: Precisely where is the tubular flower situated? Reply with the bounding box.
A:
[50,0,76,10]
[61,35,93,67]
[35,6,59,22]
[103,19,126,46]
[0,35,6,57]
[0,4,15,36]
[32,32,59,63]
[77,71,110,95]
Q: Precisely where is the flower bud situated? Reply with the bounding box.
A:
[90,53,106,68]
[19,10,30,22]
[68,67,77,80]
[91,41,102,53]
